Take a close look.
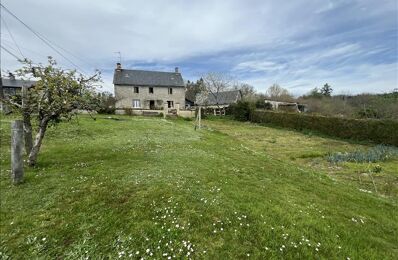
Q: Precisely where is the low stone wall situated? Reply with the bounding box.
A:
[115,109,195,118]
[178,110,195,118]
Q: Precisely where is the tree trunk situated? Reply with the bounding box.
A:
[23,112,33,155]
[21,86,33,155]
[27,118,49,166]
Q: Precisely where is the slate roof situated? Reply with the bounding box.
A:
[113,69,184,87]
[1,78,36,88]
[206,90,242,105]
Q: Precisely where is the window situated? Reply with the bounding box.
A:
[132,99,141,108]
[149,87,154,94]
[167,101,174,108]
[134,87,139,93]
[168,88,173,94]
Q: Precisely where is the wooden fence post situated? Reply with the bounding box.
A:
[176,103,180,116]
[163,103,168,119]
[198,106,201,129]
[11,120,24,184]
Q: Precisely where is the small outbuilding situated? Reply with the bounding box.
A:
[201,90,242,116]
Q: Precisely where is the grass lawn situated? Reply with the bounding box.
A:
[0,115,397,259]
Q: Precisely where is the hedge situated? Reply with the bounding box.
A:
[251,110,398,146]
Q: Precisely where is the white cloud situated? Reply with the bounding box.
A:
[1,0,396,94]
[233,61,286,72]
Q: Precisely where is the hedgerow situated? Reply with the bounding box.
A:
[250,110,398,146]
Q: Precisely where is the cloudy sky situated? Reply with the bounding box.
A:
[1,0,397,95]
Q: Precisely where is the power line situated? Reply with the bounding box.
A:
[42,35,97,69]
[0,3,88,75]
[1,15,24,58]
[1,44,23,61]
[1,38,46,58]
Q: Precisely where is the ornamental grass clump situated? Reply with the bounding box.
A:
[327,145,398,163]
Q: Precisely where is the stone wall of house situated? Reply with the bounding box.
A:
[115,85,185,109]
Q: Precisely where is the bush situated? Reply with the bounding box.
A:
[98,106,115,114]
[229,101,255,121]
[255,99,272,110]
[327,145,398,163]
[251,111,398,146]
[95,92,116,114]
[123,108,134,116]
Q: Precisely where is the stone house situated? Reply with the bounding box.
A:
[113,63,185,110]
[1,73,36,112]
[1,73,36,97]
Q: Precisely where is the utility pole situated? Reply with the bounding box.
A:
[0,71,4,112]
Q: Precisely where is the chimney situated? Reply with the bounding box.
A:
[116,63,122,71]
[175,67,179,73]
[8,72,15,80]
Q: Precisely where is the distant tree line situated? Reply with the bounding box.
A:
[185,73,397,121]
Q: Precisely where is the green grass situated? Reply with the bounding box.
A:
[0,115,397,259]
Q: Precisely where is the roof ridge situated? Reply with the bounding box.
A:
[117,68,180,74]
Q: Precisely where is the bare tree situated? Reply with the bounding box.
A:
[266,83,293,102]
[233,83,256,101]
[200,72,233,105]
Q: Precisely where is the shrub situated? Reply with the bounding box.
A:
[123,108,134,116]
[95,92,116,114]
[327,145,398,163]
[229,101,255,121]
[98,106,116,114]
[250,111,398,146]
[255,99,272,110]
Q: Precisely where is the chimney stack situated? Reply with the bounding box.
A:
[116,63,122,71]
[175,67,179,73]
[8,72,15,80]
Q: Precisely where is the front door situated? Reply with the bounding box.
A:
[149,100,155,110]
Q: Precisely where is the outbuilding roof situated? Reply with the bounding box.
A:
[206,90,242,105]
[113,69,184,87]
[1,78,36,88]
